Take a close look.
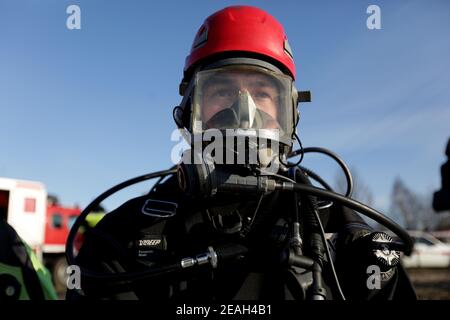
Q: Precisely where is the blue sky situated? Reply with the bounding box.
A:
[1,0,449,222]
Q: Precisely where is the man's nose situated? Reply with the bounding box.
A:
[235,90,257,129]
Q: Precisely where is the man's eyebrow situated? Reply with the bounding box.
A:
[204,75,234,87]
[251,79,276,87]
[245,73,278,87]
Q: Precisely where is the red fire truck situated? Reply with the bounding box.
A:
[45,201,82,291]
[0,177,82,292]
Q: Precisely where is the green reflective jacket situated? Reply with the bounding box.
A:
[0,219,57,300]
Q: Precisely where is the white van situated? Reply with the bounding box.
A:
[401,231,450,268]
[0,177,47,258]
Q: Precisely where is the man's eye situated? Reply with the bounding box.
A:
[253,91,272,99]
[213,89,234,98]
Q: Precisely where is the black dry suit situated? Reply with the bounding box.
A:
[67,172,417,300]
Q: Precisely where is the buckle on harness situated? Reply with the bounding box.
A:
[141,199,177,218]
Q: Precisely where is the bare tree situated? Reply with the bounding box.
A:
[333,167,381,228]
[390,178,439,230]
[334,166,374,207]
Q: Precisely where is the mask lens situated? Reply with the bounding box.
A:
[192,66,294,145]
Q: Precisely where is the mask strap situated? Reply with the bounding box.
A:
[280,133,303,168]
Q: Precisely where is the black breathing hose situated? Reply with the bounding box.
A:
[298,165,334,191]
[290,147,353,197]
[292,169,341,299]
[275,181,413,255]
[65,169,177,267]
[299,194,328,299]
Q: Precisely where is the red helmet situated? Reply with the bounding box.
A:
[184,6,296,80]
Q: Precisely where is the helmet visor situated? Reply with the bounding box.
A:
[191,66,295,145]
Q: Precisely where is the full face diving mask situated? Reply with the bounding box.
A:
[190,65,297,168]
[205,90,278,131]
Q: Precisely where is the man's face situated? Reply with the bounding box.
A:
[191,66,295,147]
[200,71,281,129]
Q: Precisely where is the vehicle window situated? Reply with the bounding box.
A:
[0,190,9,221]
[52,213,63,229]
[414,237,434,246]
[67,215,78,230]
[24,197,36,213]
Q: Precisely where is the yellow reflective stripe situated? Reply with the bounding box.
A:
[85,212,106,228]
[25,243,58,300]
